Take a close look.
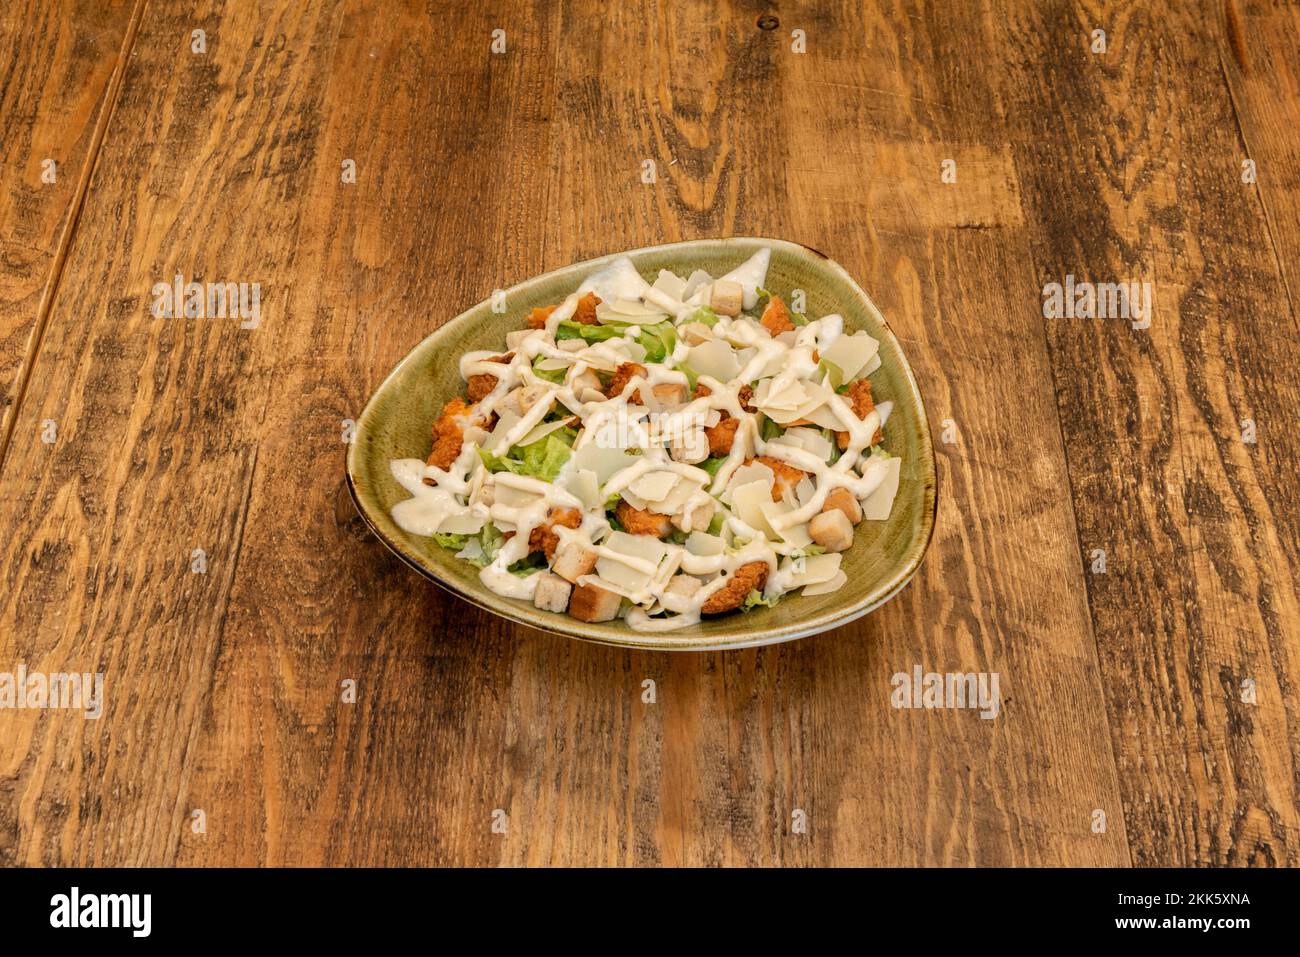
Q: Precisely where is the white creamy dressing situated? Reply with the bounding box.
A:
[388,247,901,632]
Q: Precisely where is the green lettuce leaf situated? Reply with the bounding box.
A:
[433,532,470,551]
[742,589,780,611]
[508,554,547,577]
[531,355,567,384]
[699,456,726,478]
[684,306,719,328]
[515,426,577,481]
[477,446,523,475]
[636,321,677,363]
[819,358,846,390]
[456,523,506,568]
[555,319,627,343]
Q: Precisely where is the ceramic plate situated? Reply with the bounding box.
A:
[346,238,936,650]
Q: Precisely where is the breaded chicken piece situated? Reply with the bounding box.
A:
[701,561,769,614]
[616,499,672,538]
[705,413,741,456]
[426,398,473,473]
[527,507,582,561]
[835,378,884,450]
[605,361,646,402]
[526,305,556,329]
[466,352,514,403]
[745,455,809,502]
[761,295,795,336]
[572,291,602,325]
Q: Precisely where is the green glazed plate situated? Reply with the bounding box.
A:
[346,238,936,650]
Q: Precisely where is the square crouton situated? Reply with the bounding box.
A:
[552,539,598,583]
[808,509,854,553]
[532,571,572,614]
[710,279,743,316]
[652,382,688,407]
[568,582,621,622]
[823,487,863,524]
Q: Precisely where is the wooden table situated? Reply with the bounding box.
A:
[2,0,1297,867]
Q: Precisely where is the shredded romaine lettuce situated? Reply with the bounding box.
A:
[531,355,566,384]
[555,319,626,342]
[454,524,506,568]
[433,532,471,551]
[508,555,546,577]
[516,427,577,481]
[699,456,726,478]
[742,589,780,611]
[478,427,577,481]
[683,306,719,328]
[477,447,521,475]
[636,321,677,363]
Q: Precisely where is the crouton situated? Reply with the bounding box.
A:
[568,581,622,622]
[466,353,513,403]
[572,291,602,325]
[705,413,741,456]
[552,538,598,583]
[823,487,863,524]
[532,571,573,614]
[527,508,582,561]
[605,362,646,402]
[808,509,854,552]
[835,378,884,450]
[616,499,672,538]
[426,397,472,472]
[651,381,687,406]
[761,295,795,336]
[526,305,556,329]
[701,561,769,614]
[746,456,809,502]
[710,279,743,317]
[665,575,702,599]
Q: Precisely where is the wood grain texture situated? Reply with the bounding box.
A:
[990,0,1300,864]
[0,0,1296,867]
[0,0,139,458]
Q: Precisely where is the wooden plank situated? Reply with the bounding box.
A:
[174,0,565,866]
[1216,0,1300,310]
[493,0,1127,866]
[0,0,140,461]
[774,0,1128,866]
[0,0,371,865]
[989,0,1300,864]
